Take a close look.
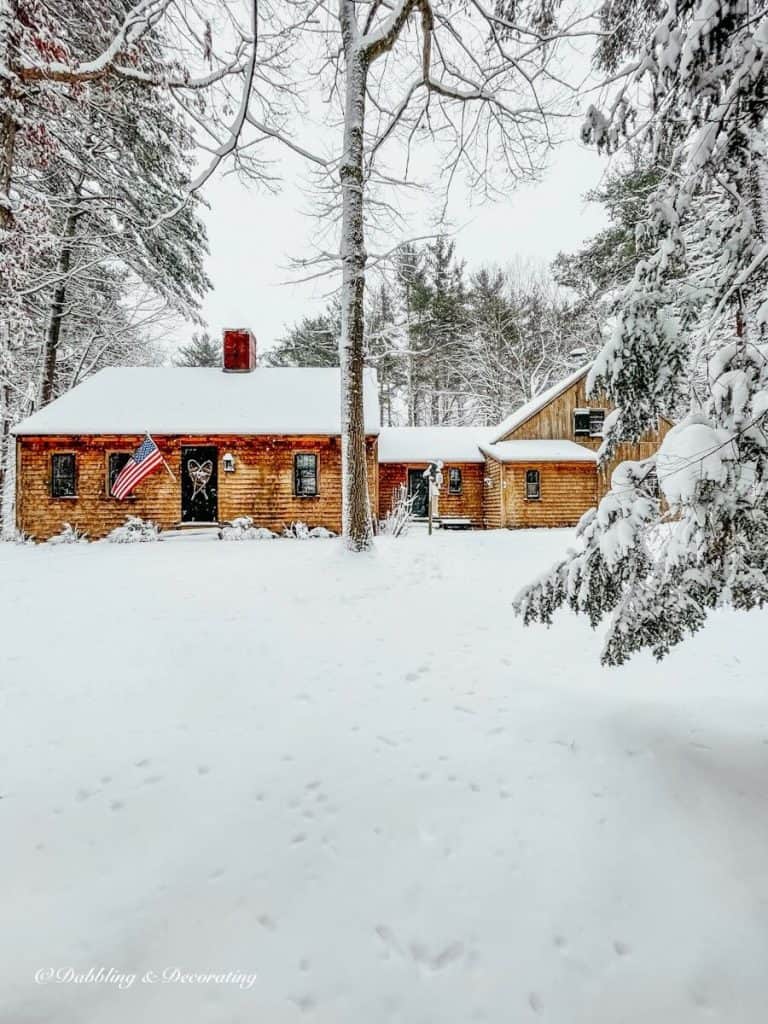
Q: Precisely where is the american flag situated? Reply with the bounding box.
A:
[111,434,164,499]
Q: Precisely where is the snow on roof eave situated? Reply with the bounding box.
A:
[377,427,487,463]
[12,366,381,437]
[479,440,598,464]
[490,365,592,444]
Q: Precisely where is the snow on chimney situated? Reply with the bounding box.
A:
[223,328,257,372]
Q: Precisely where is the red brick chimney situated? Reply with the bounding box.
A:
[222,328,257,372]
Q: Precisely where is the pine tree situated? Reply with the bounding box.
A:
[516,0,768,665]
[174,333,221,368]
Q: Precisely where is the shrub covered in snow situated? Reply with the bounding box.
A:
[379,484,415,538]
[219,517,277,541]
[106,516,160,544]
[3,529,36,545]
[283,521,337,540]
[47,523,88,545]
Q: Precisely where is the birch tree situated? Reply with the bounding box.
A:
[297,0,595,549]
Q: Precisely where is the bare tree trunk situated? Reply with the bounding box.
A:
[338,17,372,551]
[40,198,80,406]
[0,0,17,231]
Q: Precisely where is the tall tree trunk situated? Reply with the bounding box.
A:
[40,197,80,406]
[0,0,17,231]
[338,28,372,551]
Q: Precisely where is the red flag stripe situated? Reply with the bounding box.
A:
[113,451,162,492]
[112,459,162,499]
[113,452,160,491]
[113,453,162,496]
[112,448,163,499]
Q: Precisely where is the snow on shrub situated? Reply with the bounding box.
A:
[106,516,160,543]
[3,529,35,545]
[219,516,277,541]
[282,521,336,539]
[47,523,88,545]
[379,484,415,537]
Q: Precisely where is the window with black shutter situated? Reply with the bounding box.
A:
[51,453,76,498]
[448,467,462,494]
[525,468,540,500]
[107,452,131,495]
[573,409,591,436]
[294,453,318,497]
[589,409,605,436]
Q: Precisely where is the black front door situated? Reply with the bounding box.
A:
[408,468,429,518]
[181,446,218,523]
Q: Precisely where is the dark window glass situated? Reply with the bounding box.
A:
[448,468,462,494]
[573,409,590,436]
[525,468,540,500]
[644,469,660,498]
[589,409,606,436]
[108,452,131,494]
[294,453,318,497]
[51,453,76,498]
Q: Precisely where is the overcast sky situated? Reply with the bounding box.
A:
[189,133,611,359]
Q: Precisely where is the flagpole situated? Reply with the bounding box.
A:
[147,430,177,482]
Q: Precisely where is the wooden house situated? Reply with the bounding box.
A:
[478,365,671,528]
[13,330,380,540]
[377,366,671,530]
[13,342,669,540]
[377,427,488,527]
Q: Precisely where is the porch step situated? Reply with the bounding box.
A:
[440,518,473,530]
[162,522,222,541]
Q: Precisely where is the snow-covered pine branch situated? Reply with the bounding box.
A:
[518,0,768,664]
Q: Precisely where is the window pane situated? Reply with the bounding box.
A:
[295,454,318,496]
[108,453,131,493]
[52,453,76,497]
[525,469,540,500]
[573,409,590,435]
[589,410,605,436]
[449,468,462,494]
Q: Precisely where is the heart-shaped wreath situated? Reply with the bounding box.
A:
[187,459,213,500]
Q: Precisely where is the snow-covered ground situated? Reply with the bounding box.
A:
[2,528,768,1023]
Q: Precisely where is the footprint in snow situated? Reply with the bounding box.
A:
[528,992,544,1014]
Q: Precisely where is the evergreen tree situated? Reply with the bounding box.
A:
[516,0,768,664]
[266,307,340,368]
[174,333,221,368]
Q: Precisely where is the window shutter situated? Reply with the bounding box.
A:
[573,409,590,436]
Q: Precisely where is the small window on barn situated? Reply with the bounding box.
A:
[294,453,318,497]
[448,468,462,494]
[525,468,540,500]
[107,452,131,495]
[589,409,606,437]
[573,408,591,436]
[51,453,76,498]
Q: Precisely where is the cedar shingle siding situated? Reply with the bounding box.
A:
[16,434,378,540]
[14,365,670,538]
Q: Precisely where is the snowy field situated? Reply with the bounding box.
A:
[2,528,768,1024]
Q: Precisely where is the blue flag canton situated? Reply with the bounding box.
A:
[134,437,158,464]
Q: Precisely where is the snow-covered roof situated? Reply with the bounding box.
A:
[490,366,590,443]
[480,440,598,463]
[13,367,381,436]
[378,426,489,463]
